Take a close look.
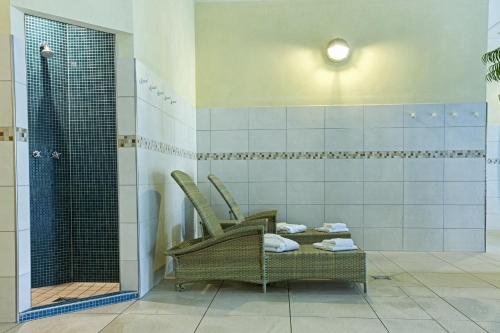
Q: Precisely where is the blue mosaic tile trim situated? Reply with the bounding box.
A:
[197,150,486,161]
[137,136,197,159]
[19,292,137,322]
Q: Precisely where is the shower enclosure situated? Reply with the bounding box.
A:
[25,15,119,307]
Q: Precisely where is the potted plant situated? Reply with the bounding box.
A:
[483,47,500,83]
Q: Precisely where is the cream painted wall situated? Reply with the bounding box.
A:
[132,0,196,106]
[195,0,489,108]
[0,0,9,33]
[11,0,133,33]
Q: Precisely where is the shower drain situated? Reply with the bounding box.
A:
[371,275,392,280]
[53,297,79,303]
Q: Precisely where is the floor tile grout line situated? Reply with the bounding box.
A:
[379,252,489,332]
[193,281,223,333]
[359,287,390,333]
[427,252,500,289]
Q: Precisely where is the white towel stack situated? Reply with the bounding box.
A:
[276,222,307,234]
[315,222,349,233]
[264,234,300,252]
[313,238,358,252]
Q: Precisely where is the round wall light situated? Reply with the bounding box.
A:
[326,38,350,62]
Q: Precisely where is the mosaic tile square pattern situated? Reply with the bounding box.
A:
[26,15,118,287]
[31,282,120,307]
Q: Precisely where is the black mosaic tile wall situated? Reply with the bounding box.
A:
[26,15,118,288]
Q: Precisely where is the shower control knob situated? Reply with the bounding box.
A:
[32,151,42,158]
[51,151,62,160]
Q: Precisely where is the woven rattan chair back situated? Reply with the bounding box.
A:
[208,174,246,221]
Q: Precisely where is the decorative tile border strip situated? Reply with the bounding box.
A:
[136,136,197,160]
[16,127,28,142]
[488,158,500,165]
[198,150,486,161]
[0,126,15,141]
[118,135,137,148]
[19,291,138,322]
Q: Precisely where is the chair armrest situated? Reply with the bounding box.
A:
[219,220,238,230]
[224,218,269,233]
[166,225,264,256]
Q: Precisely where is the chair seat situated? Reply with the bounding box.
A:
[278,230,352,244]
[266,245,365,285]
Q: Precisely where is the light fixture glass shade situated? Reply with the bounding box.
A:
[327,38,350,62]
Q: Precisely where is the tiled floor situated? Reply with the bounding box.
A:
[31,283,120,307]
[5,251,500,333]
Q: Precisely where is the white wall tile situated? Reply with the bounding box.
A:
[444,158,485,181]
[248,204,286,221]
[325,182,363,204]
[286,205,324,226]
[325,159,363,181]
[197,108,210,130]
[487,141,500,159]
[0,277,16,322]
[120,260,139,291]
[120,223,138,261]
[364,182,403,204]
[14,82,27,129]
[364,128,403,151]
[16,185,30,231]
[287,129,324,152]
[211,182,248,206]
[211,130,248,152]
[350,227,364,247]
[249,130,286,152]
[404,229,444,251]
[444,182,485,205]
[364,158,403,181]
[0,34,11,81]
[364,205,403,228]
[364,228,403,251]
[287,182,324,204]
[249,182,286,205]
[325,105,363,128]
[0,232,15,276]
[287,159,324,181]
[0,187,15,232]
[286,106,324,129]
[17,229,30,276]
[364,105,403,128]
[0,81,13,127]
[404,127,444,151]
[444,229,485,252]
[18,273,31,312]
[444,205,485,229]
[117,97,136,135]
[325,128,363,151]
[12,35,26,85]
[249,160,286,182]
[15,141,29,186]
[197,131,211,153]
[211,108,248,130]
[324,205,363,227]
[249,107,286,129]
[404,182,443,204]
[197,160,211,182]
[445,127,486,150]
[119,185,138,223]
[487,125,500,141]
[116,58,136,97]
[445,103,486,127]
[404,205,443,228]
[404,104,444,127]
[211,160,248,182]
[404,159,444,181]
[119,148,137,185]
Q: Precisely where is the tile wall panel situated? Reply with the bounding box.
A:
[198,103,487,251]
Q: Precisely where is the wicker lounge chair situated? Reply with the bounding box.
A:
[166,170,367,293]
[207,174,351,244]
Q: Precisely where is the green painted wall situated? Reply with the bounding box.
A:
[195,0,489,108]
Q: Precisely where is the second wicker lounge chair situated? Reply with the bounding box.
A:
[207,174,351,244]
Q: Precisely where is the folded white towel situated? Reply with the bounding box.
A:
[322,238,355,248]
[277,222,307,234]
[315,226,349,233]
[324,223,347,230]
[313,242,358,252]
[264,234,300,252]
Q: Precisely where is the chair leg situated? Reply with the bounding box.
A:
[363,282,367,294]
[262,282,267,293]
[176,283,185,292]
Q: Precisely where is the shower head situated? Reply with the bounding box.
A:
[40,42,54,58]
